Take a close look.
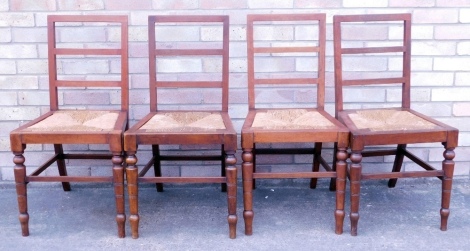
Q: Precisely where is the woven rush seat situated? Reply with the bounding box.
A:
[348,109,437,132]
[252,109,336,130]
[140,112,226,132]
[26,110,119,132]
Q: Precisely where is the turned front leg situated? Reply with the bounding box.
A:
[349,151,362,236]
[126,153,140,239]
[112,153,126,238]
[334,147,347,235]
[441,145,455,231]
[14,151,29,236]
[242,148,254,235]
[225,152,237,239]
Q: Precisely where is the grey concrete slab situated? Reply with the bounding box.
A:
[0,179,469,250]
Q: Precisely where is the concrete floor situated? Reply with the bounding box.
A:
[1,179,469,250]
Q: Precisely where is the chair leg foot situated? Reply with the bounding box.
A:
[440,146,455,231]
[14,152,29,237]
[243,210,254,236]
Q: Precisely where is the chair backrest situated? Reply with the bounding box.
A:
[47,15,129,112]
[333,13,412,117]
[148,15,230,112]
[247,14,326,110]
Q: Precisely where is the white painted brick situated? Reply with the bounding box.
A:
[156,58,202,73]
[17,59,48,74]
[412,42,456,55]
[254,57,295,73]
[0,107,40,120]
[343,0,387,7]
[0,44,37,58]
[200,0,247,9]
[455,73,470,86]
[389,0,435,7]
[18,91,49,106]
[0,13,35,27]
[154,26,200,42]
[12,27,47,43]
[412,103,452,117]
[229,58,247,73]
[295,0,342,7]
[0,121,20,136]
[435,25,470,40]
[294,26,319,41]
[248,0,293,8]
[432,88,470,101]
[201,27,223,41]
[342,56,388,72]
[202,58,222,73]
[153,0,198,9]
[296,57,318,72]
[458,132,470,146]
[10,0,56,11]
[0,76,38,89]
[436,0,470,7]
[129,26,147,42]
[387,88,431,102]
[389,58,433,71]
[0,28,11,42]
[411,72,454,87]
[59,59,109,75]
[453,103,470,116]
[343,88,386,103]
[413,9,459,24]
[0,1,8,11]
[460,9,470,23]
[430,147,470,162]
[434,57,470,71]
[0,60,16,74]
[438,117,470,131]
[229,42,247,57]
[0,92,17,106]
[457,42,470,55]
[57,0,105,10]
[253,26,294,41]
[230,26,246,41]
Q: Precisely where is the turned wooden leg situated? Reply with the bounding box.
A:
[152,145,163,192]
[126,153,140,239]
[252,145,256,190]
[310,142,322,189]
[54,144,71,191]
[242,148,254,235]
[112,153,126,238]
[221,145,227,192]
[334,147,347,235]
[14,151,29,236]
[225,151,237,239]
[388,144,406,188]
[440,145,455,231]
[349,151,362,236]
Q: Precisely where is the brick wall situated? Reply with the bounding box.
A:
[1,0,470,183]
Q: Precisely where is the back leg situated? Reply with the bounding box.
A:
[221,145,227,192]
[152,145,164,192]
[388,144,406,188]
[329,142,338,191]
[310,142,322,189]
[54,144,71,191]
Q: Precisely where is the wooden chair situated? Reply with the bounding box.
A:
[333,13,458,236]
[241,13,349,235]
[124,15,237,239]
[9,15,129,237]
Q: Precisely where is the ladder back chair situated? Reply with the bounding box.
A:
[241,13,349,235]
[124,15,237,239]
[10,15,129,237]
[333,13,458,236]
